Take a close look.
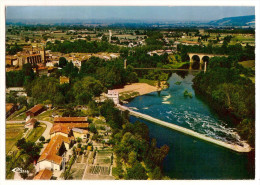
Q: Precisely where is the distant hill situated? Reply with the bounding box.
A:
[209,15,255,27]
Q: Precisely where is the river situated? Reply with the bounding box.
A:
[125,72,254,179]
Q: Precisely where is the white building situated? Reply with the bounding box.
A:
[106,90,119,104]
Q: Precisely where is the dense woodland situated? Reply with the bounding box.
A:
[193,56,255,146]
[6,57,139,107]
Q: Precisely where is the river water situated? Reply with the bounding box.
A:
[125,72,254,179]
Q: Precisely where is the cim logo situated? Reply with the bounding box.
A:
[12,167,29,174]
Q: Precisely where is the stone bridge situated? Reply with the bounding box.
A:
[187,53,227,70]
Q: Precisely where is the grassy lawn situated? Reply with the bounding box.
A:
[6,123,25,153]
[26,124,46,142]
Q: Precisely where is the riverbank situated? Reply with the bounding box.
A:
[113,82,167,101]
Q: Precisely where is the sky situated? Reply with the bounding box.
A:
[6,6,255,22]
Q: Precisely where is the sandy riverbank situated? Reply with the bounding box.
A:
[113,82,167,101]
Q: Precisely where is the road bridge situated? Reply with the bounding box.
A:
[116,104,251,153]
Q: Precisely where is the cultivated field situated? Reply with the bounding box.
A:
[6,123,25,153]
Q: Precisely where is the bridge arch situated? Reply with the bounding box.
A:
[202,56,210,70]
[191,55,200,69]
[188,53,228,70]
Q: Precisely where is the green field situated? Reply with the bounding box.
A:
[26,124,46,142]
[6,123,25,153]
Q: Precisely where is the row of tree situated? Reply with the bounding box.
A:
[192,56,255,146]
[178,43,255,62]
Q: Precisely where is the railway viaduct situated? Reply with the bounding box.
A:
[187,53,228,70]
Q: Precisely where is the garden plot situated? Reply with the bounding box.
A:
[71,163,86,180]
[95,150,113,166]
[76,155,83,163]
[86,165,110,176]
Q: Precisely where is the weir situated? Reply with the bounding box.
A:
[116,104,251,153]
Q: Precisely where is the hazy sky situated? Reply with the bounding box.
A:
[6,6,255,21]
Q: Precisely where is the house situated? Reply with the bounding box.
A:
[54,117,88,124]
[26,104,44,118]
[37,135,73,171]
[72,128,88,139]
[50,124,73,138]
[59,76,70,84]
[6,103,16,118]
[33,169,52,180]
[50,123,89,138]
[25,118,38,129]
[106,90,119,104]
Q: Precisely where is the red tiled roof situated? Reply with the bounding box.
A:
[27,104,43,114]
[38,135,71,165]
[50,123,89,135]
[6,103,14,113]
[33,169,52,180]
[54,117,88,123]
[50,124,71,135]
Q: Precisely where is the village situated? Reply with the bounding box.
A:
[6,88,121,180]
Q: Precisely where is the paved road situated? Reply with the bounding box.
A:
[36,120,52,141]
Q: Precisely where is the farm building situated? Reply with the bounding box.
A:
[26,104,44,118]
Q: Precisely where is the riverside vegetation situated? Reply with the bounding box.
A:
[193,56,255,147]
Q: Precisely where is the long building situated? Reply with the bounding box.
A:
[37,135,73,171]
